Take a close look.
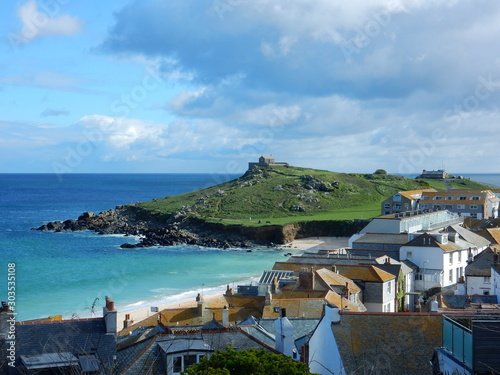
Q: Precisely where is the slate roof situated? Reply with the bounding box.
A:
[256,317,320,344]
[332,313,442,375]
[466,247,496,277]
[404,232,463,252]
[353,233,410,245]
[118,328,278,373]
[449,224,491,249]
[13,318,116,373]
[441,294,499,309]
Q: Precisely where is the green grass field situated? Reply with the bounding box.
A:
[135,167,495,227]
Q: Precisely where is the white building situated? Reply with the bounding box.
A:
[349,210,461,247]
[400,225,490,292]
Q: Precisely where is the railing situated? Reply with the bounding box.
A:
[442,317,473,369]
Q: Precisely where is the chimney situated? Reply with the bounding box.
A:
[225,285,233,296]
[272,276,279,294]
[222,306,229,326]
[344,282,350,300]
[123,313,134,329]
[274,309,294,357]
[197,294,205,317]
[265,285,272,306]
[103,296,117,334]
[299,270,315,290]
[325,304,340,324]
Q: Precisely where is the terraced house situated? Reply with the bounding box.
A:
[417,189,499,219]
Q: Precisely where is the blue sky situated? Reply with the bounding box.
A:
[1,0,500,175]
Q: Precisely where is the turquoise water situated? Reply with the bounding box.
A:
[0,174,287,321]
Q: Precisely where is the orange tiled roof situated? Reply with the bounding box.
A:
[487,228,500,244]
[399,189,436,199]
[335,265,395,282]
[315,268,361,294]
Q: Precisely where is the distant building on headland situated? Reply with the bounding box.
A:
[248,155,289,170]
[416,169,449,179]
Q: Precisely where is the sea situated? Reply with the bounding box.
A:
[0,173,291,322]
[1,173,499,322]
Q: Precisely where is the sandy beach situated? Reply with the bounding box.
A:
[279,236,349,252]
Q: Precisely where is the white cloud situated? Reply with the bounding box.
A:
[16,0,83,41]
[78,115,167,150]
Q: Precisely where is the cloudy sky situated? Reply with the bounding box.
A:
[1,0,500,175]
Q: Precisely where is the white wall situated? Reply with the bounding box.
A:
[467,275,491,295]
[359,219,401,234]
[492,266,500,299]
[308,306,346,375]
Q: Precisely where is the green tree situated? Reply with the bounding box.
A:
[182,347,314,375]
[373,169,387,175]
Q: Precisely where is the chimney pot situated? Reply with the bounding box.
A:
[105,296,115,311]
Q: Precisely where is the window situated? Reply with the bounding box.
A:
[449,253,453,265]
[457,204,466,209]
[173,354,205,374]
[393,204,401,210]
[449,269,453,283]
[407,251,413,259]
[471,196,480,201]
[393,194,402,203]
[421,195,430,200]
[387,281,392,294]
[458,251,461,262]
[184,355,197,369]
[459,196,467,200]
[434,196,443,200]
[420,204,428,209]
[445,205,453,210]
[433,205,441,210]
[484,276,491,283]
[470,205,478,209]
[446,196,454,200]
[173,357,182,373]
[384,203,391,209]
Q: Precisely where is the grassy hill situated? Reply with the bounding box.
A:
[136,165,449,226]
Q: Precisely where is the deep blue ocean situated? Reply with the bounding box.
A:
[0,173,290,321]
[1,173,499,322]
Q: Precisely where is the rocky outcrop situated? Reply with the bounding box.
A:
[34,204,368,249]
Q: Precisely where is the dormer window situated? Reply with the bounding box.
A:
[421,195,429,200]
[459,196,467,200]
[446,196,454,200]
[471,196,480,201]
[434,196,443,200]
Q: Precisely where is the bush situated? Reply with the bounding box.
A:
[182,347,314,375]
[373,169,387,175]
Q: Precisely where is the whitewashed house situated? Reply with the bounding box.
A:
[400,225,490,292]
